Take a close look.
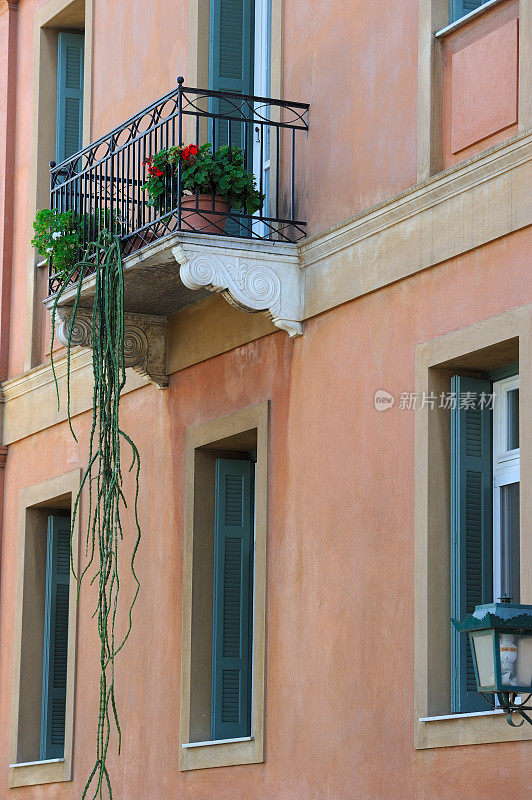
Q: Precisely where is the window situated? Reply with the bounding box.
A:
[492,374,520,602]
[450,365,520,713]
[414,309,532,749]
[208,0,272,234]
[29,0,91,366]
[10,470,80,788]
[179,402,267,771]
[56,32,84,164]
[449,1,487,24]
[209,0,255,149]
[211,458,254,740]
[40,515,71,760]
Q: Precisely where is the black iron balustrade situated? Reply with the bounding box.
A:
[48,78,309,295]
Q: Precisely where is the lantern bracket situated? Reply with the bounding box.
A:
[477,690,532,726]
[496,692,532,727]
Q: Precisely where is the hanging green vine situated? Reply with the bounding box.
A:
[50,229,141,800]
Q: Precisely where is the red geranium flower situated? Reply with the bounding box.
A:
[181,146,191,161]
[189,144,199,156]
[147,163,164,177]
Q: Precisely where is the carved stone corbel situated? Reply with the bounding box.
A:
[55,307,168,389]
[172,235,303,337]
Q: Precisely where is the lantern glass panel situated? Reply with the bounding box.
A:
[471,631,496,690]
[516,635,532,687]
[499,633,532,690]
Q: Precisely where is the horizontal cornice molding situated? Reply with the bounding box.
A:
[1,295,275,445]
[1,350,149,444]
[299,131,532,319]
[2,133,531,444]
[2,348,92,402]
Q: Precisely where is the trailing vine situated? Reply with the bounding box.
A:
[50,229,141,800]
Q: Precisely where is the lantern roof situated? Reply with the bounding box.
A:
[452,602,532,634]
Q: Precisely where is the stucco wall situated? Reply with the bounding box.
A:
[90,0,189,138]
[1,227,531,798]
[284,0,419,234]
[5,0,422,377]
[441,0,519,168]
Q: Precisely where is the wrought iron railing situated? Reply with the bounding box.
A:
[48,78,309,294]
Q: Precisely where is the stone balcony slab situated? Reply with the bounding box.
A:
[45,232,304,387]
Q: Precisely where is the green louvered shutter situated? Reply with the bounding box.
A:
[451,376,493,713]
[209,0,254,144]
[56,32,84,163]
[41,515,70,760]
[211,458,254,740]
[450,1,484,23]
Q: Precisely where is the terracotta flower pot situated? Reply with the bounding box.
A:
[180,194,229,234]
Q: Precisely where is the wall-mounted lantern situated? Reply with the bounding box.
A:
[452,597,532,727]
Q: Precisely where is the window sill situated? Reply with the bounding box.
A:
[178,734,262,771]
[9,758,64,768]
[415,707,532,749]
[435,0,508,38]
[182,736,253,749]
[8,757,70,788]
[419,709,504,722]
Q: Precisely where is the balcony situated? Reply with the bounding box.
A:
[45,81,309,384]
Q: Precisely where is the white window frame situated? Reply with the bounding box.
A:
[252,0,271,237]
[492,374,520,601]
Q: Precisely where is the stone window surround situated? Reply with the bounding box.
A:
[9,468,81,788]
[416,0,532,182]
[179,401,268,771]
[414,303,532,749]
[24,0,94,373]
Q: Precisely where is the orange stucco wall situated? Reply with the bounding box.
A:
[0,2,17,381]
[6,0,33,377]
[1,228,531,799]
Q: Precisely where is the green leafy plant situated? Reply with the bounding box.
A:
[142,142,264,215]
[32,208,121,279]
[32,208,83,278]
[50,230,141,800]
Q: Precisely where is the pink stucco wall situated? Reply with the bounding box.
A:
[5,0,421,376]
[442,0,519,168]
[1,2,531,796]
[90,0,189,139]
[284,0,419,233]
[1,228,531,799]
